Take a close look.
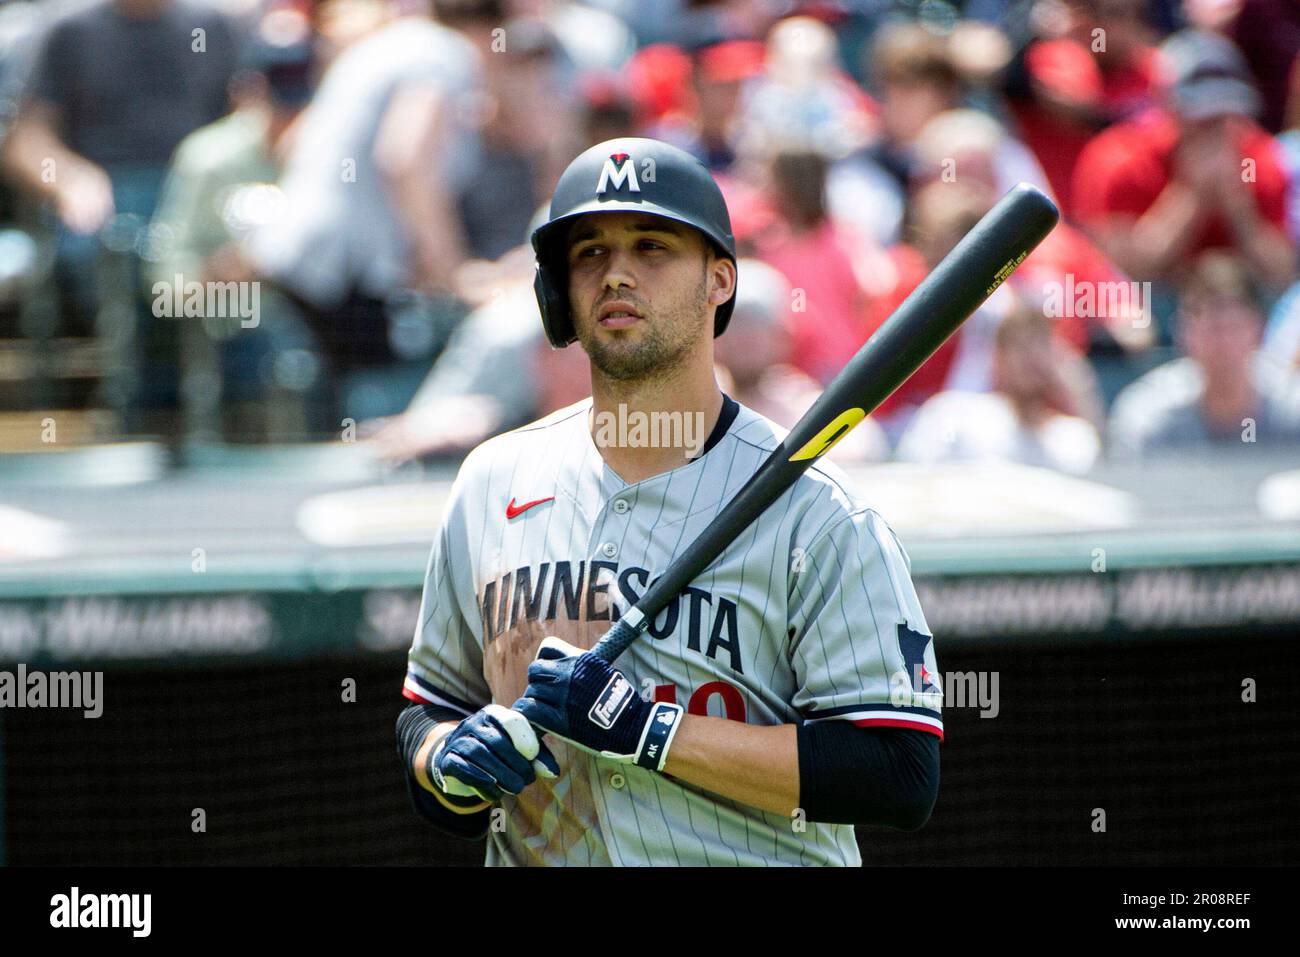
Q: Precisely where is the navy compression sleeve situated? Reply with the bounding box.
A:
[396,702,491,840]
[796,723,939,830]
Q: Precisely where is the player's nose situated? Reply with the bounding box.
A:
[599,246,638,293]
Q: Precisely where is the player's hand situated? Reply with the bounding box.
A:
[512,637,685,771]
[431,703,560,802]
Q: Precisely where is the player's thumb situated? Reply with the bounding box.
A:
[484,703,543,760]
[532,739,560,780]
[538,636,584,660]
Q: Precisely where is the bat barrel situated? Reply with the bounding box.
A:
[792,182,1060,449]
[590,184,1060,663]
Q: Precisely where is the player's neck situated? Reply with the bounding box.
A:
[588,364,725,485]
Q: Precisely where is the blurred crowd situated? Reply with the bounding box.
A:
[2,0,1300,472]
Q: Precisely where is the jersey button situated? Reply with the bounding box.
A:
[609,772,626,790]
[600,542,618,559]
[612,498,630,514]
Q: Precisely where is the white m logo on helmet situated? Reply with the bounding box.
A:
[596,152,640,195]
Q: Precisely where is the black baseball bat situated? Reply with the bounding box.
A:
[591,182,1060,662]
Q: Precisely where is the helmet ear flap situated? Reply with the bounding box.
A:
[534,261,576,348]
[713,294,735,338]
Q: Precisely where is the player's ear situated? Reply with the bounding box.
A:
[706,253,737,307]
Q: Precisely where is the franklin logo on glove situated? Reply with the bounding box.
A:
[589,674,635,729]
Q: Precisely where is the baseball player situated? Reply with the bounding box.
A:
[396,137,941,866]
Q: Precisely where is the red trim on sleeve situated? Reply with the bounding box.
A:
[402,685,434,704]
[852,717,944,742]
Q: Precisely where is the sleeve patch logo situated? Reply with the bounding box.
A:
[897,621,940,694]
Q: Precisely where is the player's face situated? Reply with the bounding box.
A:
[565,212,730,381]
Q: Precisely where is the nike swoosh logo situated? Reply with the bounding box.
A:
[506,496,555,519]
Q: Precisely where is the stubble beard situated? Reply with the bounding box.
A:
[576,274,709,382]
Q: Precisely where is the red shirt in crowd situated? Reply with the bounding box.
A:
[1071,108,1289,256]
[1011,39,1161,219]
[1014,220,1135,353]
[757,219,872,386]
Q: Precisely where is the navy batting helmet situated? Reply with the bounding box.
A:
[530,137,737,348]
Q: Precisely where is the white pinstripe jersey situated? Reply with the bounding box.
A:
[403,395,943,866]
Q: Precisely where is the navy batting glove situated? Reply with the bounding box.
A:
[513,637,685,771]
[431,703,561,802]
